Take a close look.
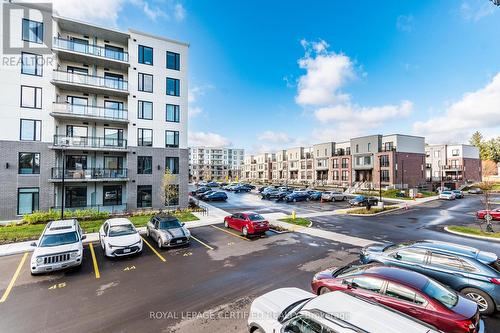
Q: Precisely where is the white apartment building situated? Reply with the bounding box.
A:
[0,2,189,219]
[189,147,244,181]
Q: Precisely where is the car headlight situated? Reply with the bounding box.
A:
[70,251,79,258]
[36,257,43,265]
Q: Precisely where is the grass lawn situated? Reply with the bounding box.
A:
[348,205,399,215]
[448,225,500,239]
[355,189,436,200]
[0,212,199,245]
[492,183,500,191]
[278,217,311,227]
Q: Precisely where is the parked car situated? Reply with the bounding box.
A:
[311,264,483,333]
[261,188,282,199]
[30,219,85,275]
[203,191,228,201]
[206,181,219,187]
[436,186,451,193]
[248,288,442,333]
[146,214,191,248]
[99,218,143,257]
[222,183,238,190]
[242,183,256,190]
[476,207,500,221]
[258,186,268,193]
[233,184,251,193]
[452,190,464,199]
[359,240,500,315]
[223,212,269,236]
[469,187,483,194]
[439,191,456,200]
[199,190,216,199]
[191,186,211,196]
[349,195,378,207]
[275,189,293,201]
[322,191,347,202]
[308,191,323,201]
[285,191,310,202]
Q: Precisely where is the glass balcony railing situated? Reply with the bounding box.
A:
[53,70,128,91]
[53,135,128,150]
[51,168,128,180]
[52,102,128,120]
[53,37,129,62]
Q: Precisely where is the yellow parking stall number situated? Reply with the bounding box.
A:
[227,242,235,246]
[183,252,193,257]
[48,282,66,290]
[123,266,136,271]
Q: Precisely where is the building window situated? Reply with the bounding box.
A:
[368,143,371,152]
[166,51,180,70]
[21,52,43,76]
[434,151,440,158]
[355,144,359,153]
[22,19,43,44]
[166,104,180,122]
[105,44,125,61]
[166,157,179,174]
[165,130,179,148]
[333,170,339,180]
[381,170,390,182]
[138,156,152,174]
[67,125,88,137]
[20,119,41,141]
[17,188,39,215]
[166,78,180,96]
[104,128,123,147]
[137,185,152,208]
[341,158,349,168]
[341,170,349,181]
[138,73,153,92]
[380,155,390,167]
[65,186,87,208]
[21,85,42,108]
[384,142,394,151]
[452,149,459,156]
[19,153,40,174]
[103,185,122,206]
[332,159,339,168]
[138,45,153,65]
[138,128,153,146]
[138,100,153,120]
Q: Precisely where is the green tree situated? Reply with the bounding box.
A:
[161,168,179,208]
[469,131,491,160]
[486,137,500,164]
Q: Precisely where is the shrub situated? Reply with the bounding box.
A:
[23,209,110,224]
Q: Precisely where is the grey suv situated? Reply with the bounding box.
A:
[360,240,500,315]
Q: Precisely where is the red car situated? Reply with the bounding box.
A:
[223,212,269,236]
[476,207,500,220]
[311,264,483,333]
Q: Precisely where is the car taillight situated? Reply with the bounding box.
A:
[458,319,476,333]
[489,277,500,284]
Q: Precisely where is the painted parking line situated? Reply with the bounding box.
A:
[211,225,250,241]
[190,235,214,250]
[88,243,100,279]
[141,237,166,262]
[0,252,28,303]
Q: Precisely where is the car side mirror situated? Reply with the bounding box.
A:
[394,253,402,260]
[30,242,37,247]
[342,280,354,289]
[181,223,185,227]
[81,235,86,240]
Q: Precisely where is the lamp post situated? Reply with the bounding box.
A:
[60,142,68,220]
[379,155,382,203]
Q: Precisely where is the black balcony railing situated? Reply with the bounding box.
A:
[54,37,129,62]
[51,168,128,180]
[441,165,464,170]
[53,135,127,149]
[50,204,127,213]
[53,70,128,91]
[52,102,128,120]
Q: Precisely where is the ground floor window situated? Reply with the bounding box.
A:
[103,185,122,206]
[65,186,87,208]
[137,185,152,208]
[381,170,390,182]
[17,187,39,215]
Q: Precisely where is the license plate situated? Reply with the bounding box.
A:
[123,248,131,253]
[176,240,183,244]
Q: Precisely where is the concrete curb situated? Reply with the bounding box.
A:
[443,226,500,242]
[346,206,403,217]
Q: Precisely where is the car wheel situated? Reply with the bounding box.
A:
[485,214,493,221]
[306,197,310,202]
[224,220,229,228]
[242,226,248,237]
[157,238,163,249]
[343,197,346,201]
[293,198,297,202]
[319,287,331,295]
[251,328,264,333]
[462,288,495,315]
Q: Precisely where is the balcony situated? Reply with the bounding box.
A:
[51,135,128,151]
[53,37,129,70]
[51,102,128,124]
[50,168,128,182]
[442,165,464,171]
[52,70,129,97]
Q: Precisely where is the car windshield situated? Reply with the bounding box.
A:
[248,214,264,221]
[383,242,413,252]
[159,220,182,229]
[488,259,500,273]
[422,280,458,309]
[39,232,79,247]
[109,224,136,237]
[355,196,365,200]
[442,191,452,194]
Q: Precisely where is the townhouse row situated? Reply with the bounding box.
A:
[241,134,482,190]
[0,3,189,220]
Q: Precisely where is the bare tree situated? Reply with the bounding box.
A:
[161,168,178,210]
[482,160,499,178]
[477,181,494,232]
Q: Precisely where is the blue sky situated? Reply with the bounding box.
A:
[53,0,500,152]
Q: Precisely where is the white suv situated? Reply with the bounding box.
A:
[30,219,85,275]
[248,288,440,333]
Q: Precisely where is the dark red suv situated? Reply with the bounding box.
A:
[311,264,483,333]
[223,212,269,236]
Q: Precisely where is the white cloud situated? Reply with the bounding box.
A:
[188,131,231,147]
[460,0,496,22]
[189,106,203,118]
[174,3,186,21]
[413,72,500,143]
[396,15,414,32]
[129,0,166,21]
[257,131,291,144]
[188,84,214,118]
[295,39,355,106]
